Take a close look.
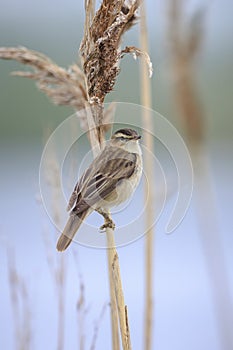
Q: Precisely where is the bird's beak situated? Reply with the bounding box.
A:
[134,135,141,140]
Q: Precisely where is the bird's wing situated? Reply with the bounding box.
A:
[66,166,92,211]
[68,146,137,215]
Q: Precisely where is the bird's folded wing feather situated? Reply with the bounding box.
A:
[67,146,137,214]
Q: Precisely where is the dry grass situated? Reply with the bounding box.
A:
[90,302,109,350]
[166,1,233,348]
[7,247,32,350]
[41,132,108,350]
[139,2,154,350]
[42,231,66,350]
[76,272,88,350]
[40,129,67,350]
[166,0,205,144]
[0,46,87,110]
[0,0,151,350]
[80,2,145,349]
[0,1,154,349]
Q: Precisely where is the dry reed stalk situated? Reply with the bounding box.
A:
[56,256,66,350]
[105,224,132,350]
[71,250,90,350]
[81,3,120,345]
[0,2,152,348]
[166,0,204,143]
[106,230,121,350]
[76,279,87,350]
[41,140,67,350]
[167,1,233,348]
[42,224,66,350]
[80,2,143,349]
[191,145,233,350]
[7,247,32,350]
[139,3,154,350]
[73,250,109,350]
[90,302,109,350]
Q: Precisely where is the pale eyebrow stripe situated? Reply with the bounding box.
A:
[115,133,133,139]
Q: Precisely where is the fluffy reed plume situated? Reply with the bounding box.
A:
[7,247,32,350]
[0,1,153,348]
[80,0,139,103]
[139,2,154,350]
[167,1,233,349]
[0,46,87,110]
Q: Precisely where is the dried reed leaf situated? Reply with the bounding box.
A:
[120,45,153,77]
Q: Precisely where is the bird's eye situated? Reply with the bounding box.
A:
[117,136,125,141]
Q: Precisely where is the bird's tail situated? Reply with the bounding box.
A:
[56,212,86,251]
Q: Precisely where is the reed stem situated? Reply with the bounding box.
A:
[139,2,155,350]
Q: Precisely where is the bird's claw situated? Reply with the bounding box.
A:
[99,219,116,232]
[96,208,116,232]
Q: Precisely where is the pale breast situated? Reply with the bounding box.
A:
[102,153,142,209]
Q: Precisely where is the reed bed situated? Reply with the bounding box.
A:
[139,2,154,350]
[0,1,153,349]
[166,0,233,348]
[7,247,32,350]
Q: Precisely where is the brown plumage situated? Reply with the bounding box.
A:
[56,212,87,251]
[56,128,142,251]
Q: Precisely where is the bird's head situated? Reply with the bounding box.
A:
[110,128,141,152]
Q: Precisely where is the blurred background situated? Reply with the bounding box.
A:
[0,1,232,349]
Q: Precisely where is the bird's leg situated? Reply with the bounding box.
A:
[96,208,116,231]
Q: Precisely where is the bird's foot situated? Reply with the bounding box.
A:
[96,208,116,232]
[99,219,116,231]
